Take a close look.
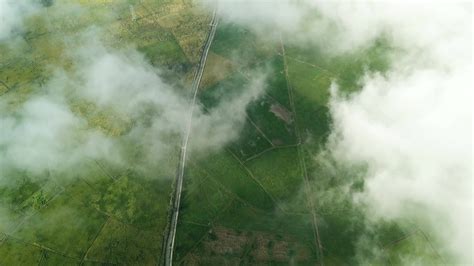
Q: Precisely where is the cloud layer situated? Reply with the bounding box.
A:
[206,0,472,263]
[1,30,267,180]
[325,2,472,263]
[0,0,39,41]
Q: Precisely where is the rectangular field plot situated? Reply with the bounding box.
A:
[263,55,292,109]
[12,186,108,258]
[245,147,302,204]
[286,58,332,106]
[0,176,64,234]
[227,119,274,161]
[385,232,444,265]
[285,38,392,95]
[209,22,275,67]
[0,238,43,265]
[187,151,275,211]
[180,163,233,224]
[90,171,172,231]
[179,225,315,265]
[174,222,211,263]
[246,95,298,146]
[198,52,236,90]
[203,151,274,211]
[84,218,161,264]
[198,72,249,109]
[216,200,315,245]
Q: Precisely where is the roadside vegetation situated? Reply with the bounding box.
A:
[0,1,446,265]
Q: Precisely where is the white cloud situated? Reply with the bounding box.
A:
[0,0,39,41]
[323,2,472,263]
[190,74,267,152]
[0,95,119,175]
[207,0,472,263]
[0,35,267,179]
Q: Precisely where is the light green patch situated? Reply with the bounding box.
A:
[13,183,108,258]
[386,232,444,265]
[84,218,161,264]
[227,119,274,161]
[194,151,275,211]
[245,147,302,204]
[0,238,43,265]
[91,171,172,231]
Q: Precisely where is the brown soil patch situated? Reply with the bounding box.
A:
[157,6,211,63]
[270,103,293,124]
[199,52,236,89]
[183,226,312,264]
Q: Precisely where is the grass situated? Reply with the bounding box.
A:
[84,218,161,264]
[0,176,43,212]
[0,1,446,265]
[0,0,196,264]
[180,163,234,224]
[90,170,172,231]
[286,58,332,106]
[264,55,292,109]
[285,37,393,96]
[245,147,302,204]
[246,94,298,146]
[227,119,274,161]
[0,238,43,265]
[192,150,275,211]
[174,222,210,262]
[13,183,108,258]
[385,232,444,265]
[38,252,80,265]
[175,144,320,264]
[198,71,249,109]
[215,200,316,253]
[198,52,236,89]
[179,224,315,265]
[210,22,275,67]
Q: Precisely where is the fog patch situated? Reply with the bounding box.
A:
[325,2,472,264]
[1,32,268,180]
[0,0,40,41]
[205,0,472,263]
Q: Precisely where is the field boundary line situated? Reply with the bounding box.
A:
[280,33,324,264]
[226,149,281,210]
[79,217,110,264]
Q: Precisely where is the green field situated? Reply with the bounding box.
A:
[0,0,207,264]
[174,19,445,265]
[0,1,447,265]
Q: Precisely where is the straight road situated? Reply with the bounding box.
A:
[162,10,218,266]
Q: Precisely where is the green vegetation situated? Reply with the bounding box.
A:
[385,232,444,265]
[0,1,445,265]
[245,147,302,203]
[227,119,273,161]
[210,22,275,67]
[174,18,443,266]
[0,0,207,264]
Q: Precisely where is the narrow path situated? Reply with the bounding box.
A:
[245,114,275,147]
[162,9,218,266]
[79,217,110,264]
[281,54,336,77]
[243,143,299,163]
[279,34,325,264]
[226,149,281,209]
[2,233,79,262]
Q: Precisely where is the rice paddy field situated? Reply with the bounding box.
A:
[0,0,209,264]
[0,1,450,265]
